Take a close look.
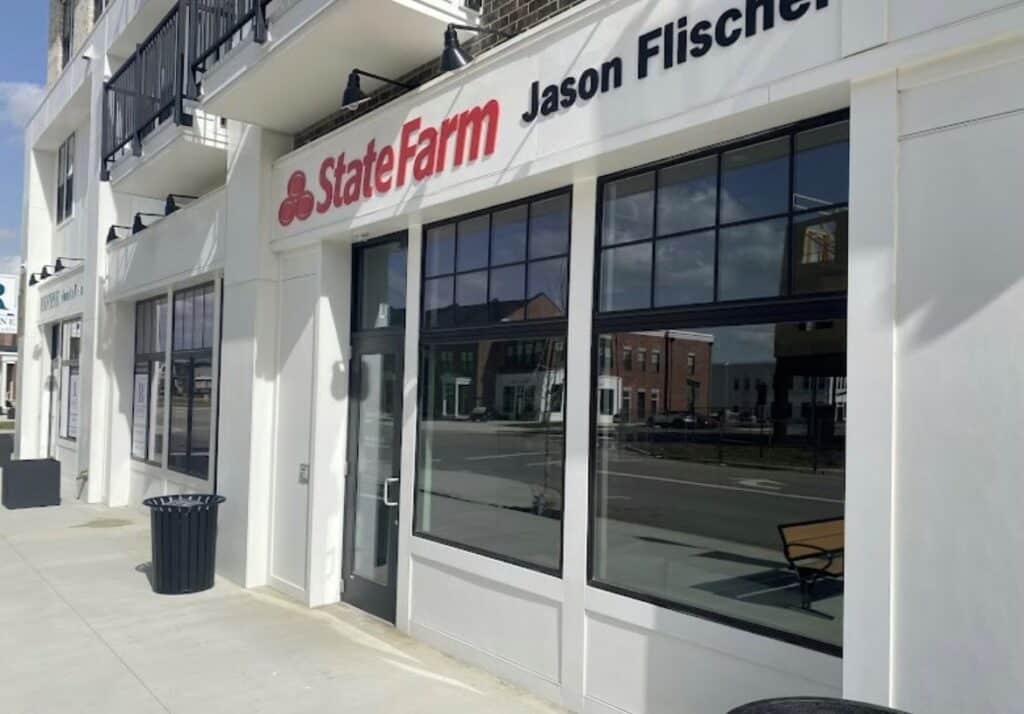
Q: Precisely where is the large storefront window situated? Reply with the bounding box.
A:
[592,115,848,654]
[169,283,216,478]
[132,297,168,464]
[415,191,571,573]
[599,119,848,312]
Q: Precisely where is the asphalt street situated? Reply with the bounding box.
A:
[425,421,843,553]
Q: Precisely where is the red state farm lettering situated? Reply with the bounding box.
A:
[280,99,501,227]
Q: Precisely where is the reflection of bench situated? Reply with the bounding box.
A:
[778,518,844,617]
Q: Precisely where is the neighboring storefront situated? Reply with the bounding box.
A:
[18,1,1024,713]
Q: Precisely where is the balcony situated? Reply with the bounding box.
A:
[188,0,480,134]
[102,2,227,198]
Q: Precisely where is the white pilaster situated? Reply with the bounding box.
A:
[843,71,899,707]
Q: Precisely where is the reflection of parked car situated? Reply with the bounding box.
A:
[468,406,492,422]
[648,411,717,429]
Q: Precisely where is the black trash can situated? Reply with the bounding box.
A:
[143,494,226,595]
[729,699,908,714]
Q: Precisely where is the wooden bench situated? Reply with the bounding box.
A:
[778,517,844,616]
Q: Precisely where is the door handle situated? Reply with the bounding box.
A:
[298,463,310,484]
[383,477,399,507]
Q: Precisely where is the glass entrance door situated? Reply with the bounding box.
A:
[343,333,403,622]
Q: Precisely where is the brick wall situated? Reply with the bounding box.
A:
[294,0,590,147]
[47,0,100,86]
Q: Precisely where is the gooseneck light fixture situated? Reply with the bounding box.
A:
[54,257,84,273]
[28,272,44,287]
[107,225,131,243]
[342,69,417,111]
[133,212,163,234]
[440,23,512,73]
[165,194,197,215]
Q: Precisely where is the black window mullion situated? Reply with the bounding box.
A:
[786,132,797,297]
[713,152,723,303]
[186,356,195,474]
[649,169,660,310]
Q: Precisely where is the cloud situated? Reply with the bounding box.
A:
[0,255,20,276]
[0,82,45,129]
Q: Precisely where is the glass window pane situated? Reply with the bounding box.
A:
[657,156,718,235]
[131,363,149,460]
[167,359,190,473]
[191,289,203,351]
[358,241,408,330]
[721,138,790,223]
[527,258,568,319]
[173,292,186,350]
[792,209,848,295]
[654,230,715,307]
[456,215,490,272]
[202,286,215,348]
[491,205,527,265]
[794,122,849,210]
[718,218,788,301]
[425,224,456,277]
[416,338,565,571]
[529,194,570,259]
[602,173,655,246]
[592,322,846,648]
[600,242,652,312]
[154,298,167,354]
[489,264,525,322]
[455,270,488,326]
[423,277,454,329]
[190,360,212,478]
[151,360,165,464]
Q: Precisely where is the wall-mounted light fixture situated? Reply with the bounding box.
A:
[54,257,84,273]
[440,23,512,73]
[28,273,44,287]
[107,225,131,243]
[342,69,417,111]
[39,265,56,280]
[165,194,198,215]
[133,212,163,234]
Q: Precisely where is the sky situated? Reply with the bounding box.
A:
[0,4,48,274]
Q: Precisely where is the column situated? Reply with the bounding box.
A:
[843,72,899,706]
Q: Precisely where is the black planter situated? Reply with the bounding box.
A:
[2,458,60,509]
[143,494,226,595]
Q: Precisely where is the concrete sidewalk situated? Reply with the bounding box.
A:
[0,498,563,714]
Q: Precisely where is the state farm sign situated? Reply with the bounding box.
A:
[279,99,501,227]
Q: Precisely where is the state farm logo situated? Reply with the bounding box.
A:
[278,171,315,227]
[277,99,501,228]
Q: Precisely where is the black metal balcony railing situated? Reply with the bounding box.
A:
[101,3,191,180]
[187,0,269,93]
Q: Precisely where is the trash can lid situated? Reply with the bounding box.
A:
[143,494,226,509]
[729,699,908,714]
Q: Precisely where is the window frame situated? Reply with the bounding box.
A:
[420,187,573,334]
[596,110,849,316]
[167,282,217,480]
[414,187,573,577]
[57,318,81,442]
[131,296,168,466]
[60,0,75,69]
[588,112,850,658]
[56,133,75,225]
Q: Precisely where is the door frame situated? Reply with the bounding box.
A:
[342,330,405,622]
[341,230,409,622]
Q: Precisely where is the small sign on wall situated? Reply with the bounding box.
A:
[0,274,19,335]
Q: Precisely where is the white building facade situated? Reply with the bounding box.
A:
[17,1,1024,713]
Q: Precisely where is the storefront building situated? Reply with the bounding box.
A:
[18,1,1024,712]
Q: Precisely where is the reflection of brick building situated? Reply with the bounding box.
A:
[598,331,714,424]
